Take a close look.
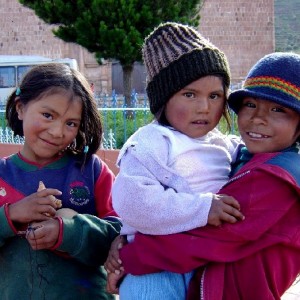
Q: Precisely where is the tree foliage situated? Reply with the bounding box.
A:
[19,0,202,105]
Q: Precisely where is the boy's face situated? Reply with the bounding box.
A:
[164,76,225,139]
[237,97,300,154]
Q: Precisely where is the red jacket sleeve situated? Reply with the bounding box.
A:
[120,165,300,274]
[94,160,118,218]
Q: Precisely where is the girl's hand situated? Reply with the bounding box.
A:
[106,271,125,294]
[26,218,60,250]
[8,187,62,224]
[208,194,245,226]
[104,235,127,274]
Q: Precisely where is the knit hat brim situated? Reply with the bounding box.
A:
[147,49,230,115]
[229,88,300,114]
[229,52,300,115]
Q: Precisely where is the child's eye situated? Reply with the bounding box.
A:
[210,93,220,100]
[67,121,79,128]
[244,101,256,108]
[183,92,195,98]
[42,112,53,119]
[271,107,285,113]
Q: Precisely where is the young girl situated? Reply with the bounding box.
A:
[0,63,121,299]
[108,22,244,299]
[111,52,300,299]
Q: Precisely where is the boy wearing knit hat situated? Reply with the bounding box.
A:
[106,22,244,298]
[110,52,300,300]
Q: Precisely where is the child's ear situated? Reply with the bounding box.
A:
[15,100,24,120]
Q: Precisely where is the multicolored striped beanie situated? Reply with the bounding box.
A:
[228,52,300,114]
[143,22,231,115]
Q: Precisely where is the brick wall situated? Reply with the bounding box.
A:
[0,0,274,90]
[199,0,274,84]
[0,0,112,94]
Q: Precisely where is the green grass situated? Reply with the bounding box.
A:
[101,110,239,149]
[101,110,154,149]
[0,110,239,149]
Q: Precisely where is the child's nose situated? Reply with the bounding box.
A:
[251,109,268,124]
[196,98,209,113]
[48,122,64,137]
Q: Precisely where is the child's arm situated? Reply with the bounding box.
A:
[118,165,300,275]
[113,148,242,235]
[54,214,121,266]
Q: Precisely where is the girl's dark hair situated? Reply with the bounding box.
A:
[155,74,232,132]
[6,63,102,164]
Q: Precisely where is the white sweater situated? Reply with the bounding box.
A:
[112,122,242,236]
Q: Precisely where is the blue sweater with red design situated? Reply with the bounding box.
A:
[0,152,121,299]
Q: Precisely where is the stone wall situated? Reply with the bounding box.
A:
[0,0,274,92]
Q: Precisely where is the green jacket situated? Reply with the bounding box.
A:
[0,153,122,299]
[0,207,121,300]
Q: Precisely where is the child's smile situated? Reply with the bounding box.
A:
[238,97,300,154]
[16,91,82,165]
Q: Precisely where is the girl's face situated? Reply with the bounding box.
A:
[164,76,225,139]
[238,97,300,154]
[16,91,82,165]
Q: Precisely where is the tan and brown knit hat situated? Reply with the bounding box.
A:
[143,22,231,114]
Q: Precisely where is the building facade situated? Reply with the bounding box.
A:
[198,0,274,84]
[0,0,274,94]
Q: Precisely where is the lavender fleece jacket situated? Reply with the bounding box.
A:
[112,122,242,236]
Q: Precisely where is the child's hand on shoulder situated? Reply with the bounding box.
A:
[208,194,245,226]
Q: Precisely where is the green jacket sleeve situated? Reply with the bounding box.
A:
[0,205,17,246]
[57,214,121,267]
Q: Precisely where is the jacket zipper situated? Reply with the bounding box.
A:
[225,170,251,186]
[200,267,206,300]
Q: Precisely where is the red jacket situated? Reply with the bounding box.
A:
[120,151,300,299]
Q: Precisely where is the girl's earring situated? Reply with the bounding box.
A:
[16,88,21,96]
[84,145,89,154]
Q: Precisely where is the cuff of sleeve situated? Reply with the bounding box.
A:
[55,217,77,253]
[50,216,64,250]
[197,192,214,227]
[3,204,18,235]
